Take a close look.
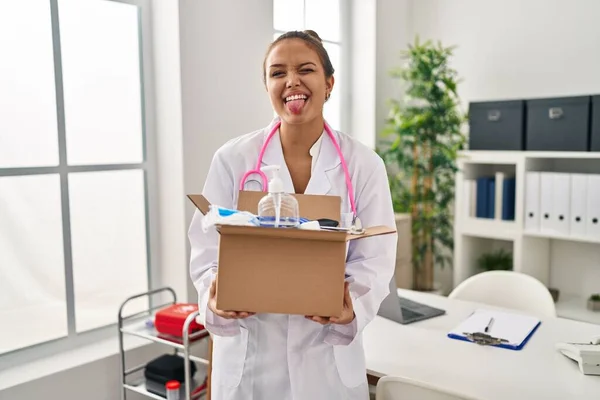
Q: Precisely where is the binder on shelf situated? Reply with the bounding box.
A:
[492,172,504,219]
[470,180,477,217]
[525,172,540,231]
[476,177,491,219]
[569,174,587,237]
[487,177,496,219]
[539,172,554,234]
[552,173,571,236]
[502,177,516,221]
[494,172,504,220]
[447,309,541,351]
[586,174,600,237]
[464,179,476,218]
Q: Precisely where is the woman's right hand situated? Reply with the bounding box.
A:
[208,277,255,319]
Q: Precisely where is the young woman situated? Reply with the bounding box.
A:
[189,30,397,400]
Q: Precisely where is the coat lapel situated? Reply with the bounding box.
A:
[304,129,341,196]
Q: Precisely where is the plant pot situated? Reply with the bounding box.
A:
[394,213,413,289]
[587,299,600,312]
[417,282,444,296]
[548,288,560,303]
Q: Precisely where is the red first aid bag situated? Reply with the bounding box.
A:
[154,303,205,337]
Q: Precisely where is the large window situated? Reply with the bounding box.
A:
[273,0,346,131]
[0,0,154,359]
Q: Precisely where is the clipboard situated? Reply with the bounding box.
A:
[447,309,541,351]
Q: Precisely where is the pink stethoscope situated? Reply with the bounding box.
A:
[239,120,360,227]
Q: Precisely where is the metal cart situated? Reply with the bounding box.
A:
[118,287,210,400]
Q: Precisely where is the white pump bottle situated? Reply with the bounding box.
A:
[257,165,300,228]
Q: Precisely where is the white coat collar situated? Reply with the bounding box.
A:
[260,118,341,195]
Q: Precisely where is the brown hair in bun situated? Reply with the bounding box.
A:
[303,29,322,43]
[262,30,335,84]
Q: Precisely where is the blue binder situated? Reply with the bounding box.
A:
[487,177,496,219]
[475,176,497,219]
[447,309,541,351]
[502,177,516,221]
[475,177,488,218]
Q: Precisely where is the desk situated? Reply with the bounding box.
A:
[364,289,600,400]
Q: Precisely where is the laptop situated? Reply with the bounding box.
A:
[377,274,446,324]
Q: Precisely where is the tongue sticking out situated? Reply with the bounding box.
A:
[286,99,306,115]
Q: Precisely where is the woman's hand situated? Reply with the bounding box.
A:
[329,282,355,325]
[208,277,255,319]
[306,282,355,325]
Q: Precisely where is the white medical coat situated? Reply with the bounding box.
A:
[188,119,397,400]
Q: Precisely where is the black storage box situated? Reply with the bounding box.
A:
[526,95,591,151]
[468,100,526,150]
[144,354,196,385]
[591,95,600,151]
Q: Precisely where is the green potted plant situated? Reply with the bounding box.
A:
[588,294,600,312]
[476,249,513,272]
[378,37,466,292]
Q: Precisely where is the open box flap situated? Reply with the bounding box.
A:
[187,194,211,215]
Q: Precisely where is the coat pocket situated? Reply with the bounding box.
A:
[333,335,367,388]
[212,326,249,388]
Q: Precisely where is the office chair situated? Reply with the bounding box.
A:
[448,270,556,318]
[375,376,479,400]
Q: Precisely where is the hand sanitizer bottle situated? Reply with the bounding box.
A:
[257,165,300,228]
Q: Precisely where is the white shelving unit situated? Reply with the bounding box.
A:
[453,150,600,325]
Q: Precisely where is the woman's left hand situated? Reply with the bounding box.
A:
[306,282,355,325]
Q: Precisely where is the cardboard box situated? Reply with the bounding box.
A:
[188,191,396,318]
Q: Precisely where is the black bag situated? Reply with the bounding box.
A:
[144,354,197,385]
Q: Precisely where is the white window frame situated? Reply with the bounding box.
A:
[273,0,352,133]
[0,0,159,371]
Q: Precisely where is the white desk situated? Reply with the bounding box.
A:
[364,289,600,400]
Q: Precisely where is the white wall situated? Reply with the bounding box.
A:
[349,0,376,148]
[350,0,412,149]
[409,0,600,105]
[374,0,411,141]
[151,0,188,303]
[2,344,165,400]
[373,0,600,135]
[372,0,600,140]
